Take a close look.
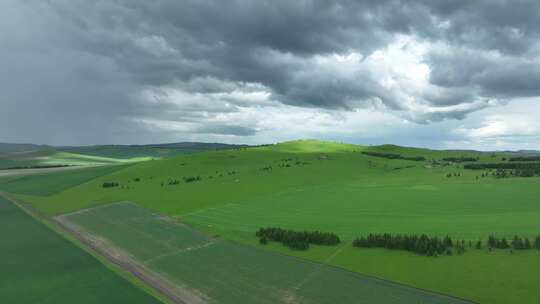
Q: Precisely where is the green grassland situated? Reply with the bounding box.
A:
[11,139,540,303]
[0,196,161,304]
[62,202,469,304]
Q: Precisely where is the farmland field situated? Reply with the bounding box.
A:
[60,202,470,304]
[0,196,161,304]
[0,164,131,196]
[10,140,540,303]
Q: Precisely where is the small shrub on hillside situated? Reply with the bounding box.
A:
[183,176,201,183]
[102,182,119,188]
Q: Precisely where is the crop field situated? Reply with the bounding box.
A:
[0,164,130,196]
[11,140,540,303]
[60,202,470,304]
[0,149,149,170]
[0,196,160,304]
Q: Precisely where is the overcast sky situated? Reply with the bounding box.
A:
[1,1,540,150]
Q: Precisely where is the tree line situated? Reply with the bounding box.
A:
[464,162,540,170]
[352,233,540,256]
[465,163,540,178]
[361,151,425,162]
[488,235,540,250]
[256,227,340,250]
[352,233,460,256]
[441,157,478,163]
[508,156,540,162]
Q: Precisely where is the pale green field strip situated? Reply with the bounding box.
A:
[61,202,472,304]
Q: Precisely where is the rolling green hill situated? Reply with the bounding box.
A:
[7,139,540,303]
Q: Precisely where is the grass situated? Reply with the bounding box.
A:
[0,196,161,304]
[62,202,469,304]
[0,165,131,196]
[13,140,540,303]
[183,178,540,240]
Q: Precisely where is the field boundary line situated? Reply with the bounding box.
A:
[0,194,199,304]
[144,241,218,265]
[234,239,477,304]
[53,214,210,304]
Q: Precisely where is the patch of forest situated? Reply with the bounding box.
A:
[256,227,340,250]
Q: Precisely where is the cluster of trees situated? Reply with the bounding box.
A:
[256,227,340,250]
[352,233,459,256]
[465,163,540,178]
[446,172,462,178]
[442,157,478,163]
[464,162,540,170]
[102,182,119,188]
[508,156,540,162]
[183,176,201,183]
[488,235,540,250]
[361,151,425,162]
[167,179,180,185]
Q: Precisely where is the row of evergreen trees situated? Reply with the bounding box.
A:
[488,235,540,250]
[256,227,340,250]
[465,162,540,170]
[352,233,457,256]
[508,156,540,162]
[361,151,426,161]
[352,234,540,256]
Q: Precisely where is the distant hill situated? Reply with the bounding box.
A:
[61,142,249,159]
[0,143,52,155]
[0,142,250,170]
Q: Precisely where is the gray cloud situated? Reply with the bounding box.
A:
[1,0,540,145]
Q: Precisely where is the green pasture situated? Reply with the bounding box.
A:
[25,140,480,215]
[183,177,540,240]
[0,196,160,304]
[62,202,469,304]
[11,140,540,303]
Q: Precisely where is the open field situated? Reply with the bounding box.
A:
[11,140,540,303]
[0,150,147,170]
[60,202,470,304]
[0,196,161,304]
[0,165,130,196]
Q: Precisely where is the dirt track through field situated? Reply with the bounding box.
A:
[54,214,209,304]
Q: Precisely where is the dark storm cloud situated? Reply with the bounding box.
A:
[427,48,540,99]
[1,0,540,144]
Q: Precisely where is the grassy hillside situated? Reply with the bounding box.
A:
[11,140,540,303]
[0,196,161,304]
